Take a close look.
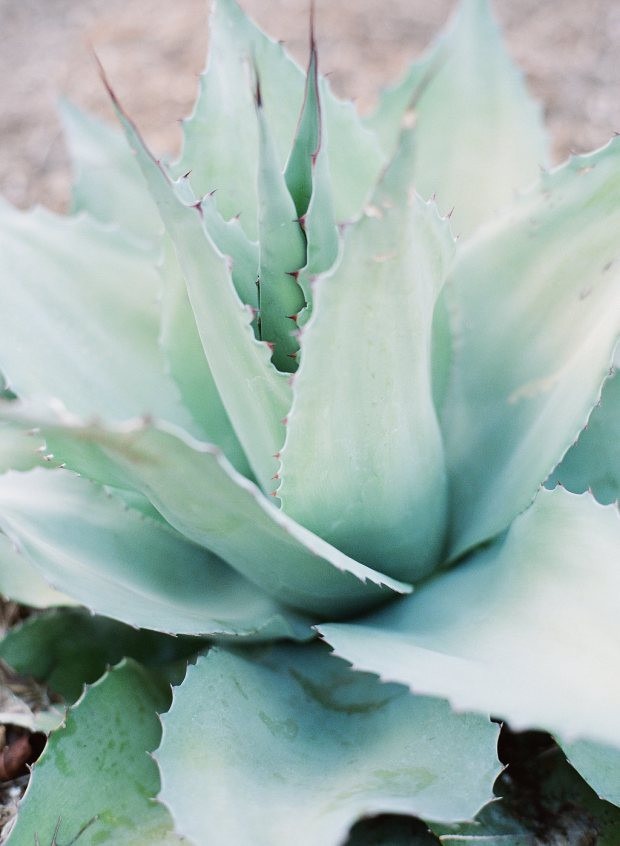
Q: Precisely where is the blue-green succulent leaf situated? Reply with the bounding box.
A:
[255,87,306,371]
[158,235,252,477]
[546,367,620,504]
[110,89,290,492]
[443,143,620,560]
[0,606,203,704]
[319,488,620,749]
[5,660,181,846]
[156,644,500,846]
[367,0,549,236]
[176,0,384,237]
[0,422,45,472]
[560,740,620,808]
[0,201,196,433]
[0,468,311,640]
[59,98,162,243]
[0,532,76,609]
[279,130,453,583]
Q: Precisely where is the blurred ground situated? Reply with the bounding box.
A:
[1,0,620,211]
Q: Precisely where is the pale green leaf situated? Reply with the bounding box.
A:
[6,660,181,846]
[443,143,620,559]
[0,422,45,472]
[367,0,549,236]
[111,93,290,491]
[280,131,453,582]
[59,98,161,243]
[158,235,252,476]
[560,739,620,808]
[255,91,306,370]
[0,532,76,609]
[3,414,410,617]
[546,367,620,505]
[0,201,196,433]
[176,0,384,237]
[0,468,311,639]
[156,644,500,846]
[0,607,203,703]
[319,488,620,749]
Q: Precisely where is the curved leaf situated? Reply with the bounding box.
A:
[0,201,196,432]
[320,488,620,749]
[279,131,453,582]
[0,532,76,609]
[156,644,500,846]
[443,143,620,559]
[367,0,549,236]
[0,468,311,640]
[560,739,620,808]
[5,660,181,846]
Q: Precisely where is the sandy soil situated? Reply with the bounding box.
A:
[1,0,620,210]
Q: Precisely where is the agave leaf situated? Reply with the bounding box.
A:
[546,367,620,504]
[0,422,45,472]
[59,98,162,243]
[176,0,384,237]
[443,143,620,560]
[0,200,197,434]
[0,468,311,640]
[436,742,620,844]
[22,413,409,616]
[0,607,203,703]
[0,532,76,609]
[255,83,306,371]
[156,644,500,846]
[5,659,181,846]
[319,488,620,749]
[279,129,453,583]
[110,88,290,491]
[559,739,620,808]
[158,235,252,477]
[367,0,549,236]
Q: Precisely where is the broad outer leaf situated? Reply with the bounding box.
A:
[13,413,410,616]
[6,660,181,846]
[367,0,549,236]
[156,644,500,846]
[279,131,453,582]
[59,98,162,243]
[0,607,203,703]
[319,488,620,749]
[560,739,620,808]
[0,468,311,640]
[176,0,384,236]
[546,367,620,505]
[0,200,196,433]
[0,532,76,609]
[110,88,290,491]
[443,143,620,559]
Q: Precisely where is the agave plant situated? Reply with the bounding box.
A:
[0,0,618,842]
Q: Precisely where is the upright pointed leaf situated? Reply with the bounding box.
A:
[546,367,620,504]
[367,0,549,235]
[280,131,453,582]
[0,468,310,640]
[176,0,384,236]
[443,143,620,559]
[109,87,291,491]
[320,488,620,750]
[5,660,181,846]
[0,201,195,432]
[156,644,500,846]
[59,98,161,243]
[255,86,306,371]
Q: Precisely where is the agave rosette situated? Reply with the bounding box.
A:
[0,0,619,843]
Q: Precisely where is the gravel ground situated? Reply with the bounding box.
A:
[1,0,620,212]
